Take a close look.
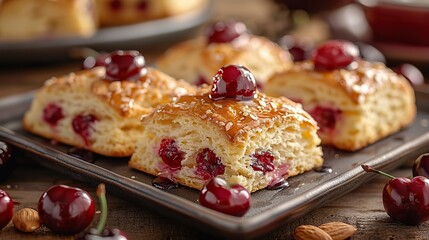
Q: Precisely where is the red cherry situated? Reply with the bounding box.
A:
[158,139,184,170]
[312,40,359,70]
[105,50,147,81]
[279,35,314,62]
[250,150,274,174]
[195,148,225,180]
[206,21,247,44]
[0,141,15,181]
[362,165,429,225]
[0,189,14,229]
[43,103,64,127]
[199,177,250,217]
[210,65,257,101]
[38,185,95,234]
[413,153,429,178]
[394,63,424,86]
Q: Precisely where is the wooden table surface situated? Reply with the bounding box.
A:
[1,1,429,239]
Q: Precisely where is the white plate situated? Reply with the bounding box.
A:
[0,1,213,64]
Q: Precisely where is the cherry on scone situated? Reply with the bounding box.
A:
[0,189,14,229]
[199,177,250,217]
[394,63,424,86]
[77,184,128,240]
[362,165,429,225]
[206,20,248,44]
[0,141,15,181]
[105,50,147,81]
[38,185,95,234]
[312,40,360,70]
[210,65,257,101]
[158,139,184,170]
[413,153,429,178]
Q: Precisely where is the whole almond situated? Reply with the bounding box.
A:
[318,222,357,240]
[12,208,41,233]
[294,225,333,240]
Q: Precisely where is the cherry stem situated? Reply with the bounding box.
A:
[361,164,395,179]
[96,183,107,235]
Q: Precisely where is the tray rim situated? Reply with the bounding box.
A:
[1,91,429,239]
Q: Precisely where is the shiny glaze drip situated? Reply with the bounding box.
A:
[266,178,290,190]
[152,92,316,142]
[314,165,333,173]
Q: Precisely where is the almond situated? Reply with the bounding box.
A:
[318,222,357,240]
[294,225,333,240]
[12,208,41,233]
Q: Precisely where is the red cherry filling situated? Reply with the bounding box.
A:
[105,50,147,81]
[43,103,64,126]
[210,65,257,101]
[72,114,98,146]
[312,40,359,70]
[158,139,184,170]
[250,150,275,174]
[206,21,247,44]
[309,106,341,133]
[199,177,250,217]
[195,148,225,180]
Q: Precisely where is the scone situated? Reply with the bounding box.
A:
[157,20,292,87]
[129,65,323,192]
[23,51,197,157]
[0,0,97,40]
[265,40,416,151]
[96,0,207,27]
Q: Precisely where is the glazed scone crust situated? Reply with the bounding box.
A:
[129,92,323,192]
[265,60,416,151]
[157,36,292,86]
[23,67,197,157]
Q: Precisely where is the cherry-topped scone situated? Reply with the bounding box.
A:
[129,65,323,192]
[265,40,416,151]
[23,50,198,157]
[157,20,292,88]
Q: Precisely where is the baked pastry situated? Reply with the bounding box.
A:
[157,20,292,87]
[96,0,207,27]
[0,0,97,40]
[129,65,323,192]
[23,51,197,157]
[265,40,416,151]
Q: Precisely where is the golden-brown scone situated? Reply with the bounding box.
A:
[129,90,322,192]
[157,21,292,87]
[96,0,207,27]
[265,60,416,151]
[0,0,97,40]
[23,66,197,157]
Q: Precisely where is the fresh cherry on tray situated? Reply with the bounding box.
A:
[199,177,250,217]
[0,189,14,229]
[312,40,359,70]
[38,185,95,234]
[362,165,429,225]
[77,184,127,240]
[413,153,429,178]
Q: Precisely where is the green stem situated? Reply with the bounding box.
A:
[96,183,107,235]
[361,164,395,179]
